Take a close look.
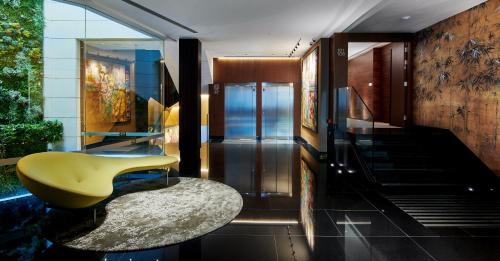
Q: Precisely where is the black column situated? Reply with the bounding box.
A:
[179,38,201,177]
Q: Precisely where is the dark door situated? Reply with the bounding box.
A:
[390,43,406,127]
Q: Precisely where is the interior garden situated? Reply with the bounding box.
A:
[0,0,63,198]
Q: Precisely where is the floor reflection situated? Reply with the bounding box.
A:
[0,141,499,260]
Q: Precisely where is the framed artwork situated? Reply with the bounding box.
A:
[301,47,318,132]
[300,159,315,250]
[85,58,131,123]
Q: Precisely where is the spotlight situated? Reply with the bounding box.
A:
[337,169,343,174]
[330,163,335,167]
[467,187,474,192]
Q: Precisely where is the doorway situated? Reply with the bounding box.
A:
[224,82,257,139]
[223,82,294,140]
[346,41,409,128]
[262,83,294,139]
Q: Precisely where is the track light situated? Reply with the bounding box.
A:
[288,37,302,58]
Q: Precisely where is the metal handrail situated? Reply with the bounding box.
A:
[348,86,374,121]
[346,86,376,172]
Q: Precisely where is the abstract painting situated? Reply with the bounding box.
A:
[302,48,319,132]
[300,159,315,250]
[85,59,131,123]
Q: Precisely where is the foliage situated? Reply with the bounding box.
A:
[0,1,64,160]
[456,39,494,65]
[0,85,42,124]
[0,165,21,195]
[0,121,64,158]
[0,0,43,106]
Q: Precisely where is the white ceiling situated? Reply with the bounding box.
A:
[347,0,486,32]
[66,0,382,57]
[65,0,485,57]
[348,42,390,59]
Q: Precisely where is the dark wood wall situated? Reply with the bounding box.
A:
[348,50,378,120]
[347,43,407,124]
[211,58,301,138]
[380,45,392,123]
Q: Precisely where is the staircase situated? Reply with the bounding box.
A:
[351,126,499,194]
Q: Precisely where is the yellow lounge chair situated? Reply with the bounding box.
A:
[16,152,178,209]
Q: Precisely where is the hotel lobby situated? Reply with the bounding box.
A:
[0,0,499,260]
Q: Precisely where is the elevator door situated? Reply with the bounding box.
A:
[225,83,256,139]
[262,83,294,139]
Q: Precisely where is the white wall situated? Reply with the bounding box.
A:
[163,40,179,90]
[201,47,214,94]
[43,0,152,151]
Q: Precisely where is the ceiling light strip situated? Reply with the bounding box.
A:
[121,0,198,33]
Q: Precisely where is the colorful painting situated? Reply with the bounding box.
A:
[300,159,315,250]
[302,48,319,132]
[85,59,131,123]
[413,1,500,176]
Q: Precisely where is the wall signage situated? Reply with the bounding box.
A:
[336,48,346,57]
[214,84,220,95]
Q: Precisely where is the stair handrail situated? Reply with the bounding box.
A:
[346,86,376,172]
[347,86,374,122]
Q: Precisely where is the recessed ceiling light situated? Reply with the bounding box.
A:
[401,15,411,20]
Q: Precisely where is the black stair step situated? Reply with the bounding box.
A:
[350,125,499,193]
[360,150,436,159]
[372,162,448,170]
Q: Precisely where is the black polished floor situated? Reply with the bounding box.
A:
[1,141,500,260]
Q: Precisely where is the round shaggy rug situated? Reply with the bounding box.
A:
[45,177,243,251]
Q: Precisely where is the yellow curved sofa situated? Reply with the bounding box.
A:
[16,152,178,209]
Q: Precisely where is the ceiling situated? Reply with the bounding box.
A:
[347,0,486,32]
[348,42,389,60]
[65,0,485,57]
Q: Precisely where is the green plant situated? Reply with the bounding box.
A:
[0,85,42,124]
[0,165,21,195]
[0,121,64,158]
[0,0,43,107]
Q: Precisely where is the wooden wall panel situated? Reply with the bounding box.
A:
[381,45,392,123]
[211,58,301,138]
[348,50,376,119]
[347,43,407,124]
[213,58,301,83]
[347,48,385,122]
[208,83,224,137]
[390,42,406,127]
[372,48,383,121]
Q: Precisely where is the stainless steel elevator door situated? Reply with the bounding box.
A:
[224,143,256,193]
[225,83,257,139]
[261,142,293,196]
[262,83,294,139]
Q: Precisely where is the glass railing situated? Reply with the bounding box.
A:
[343,86,375,173]
[345,86,375,131]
